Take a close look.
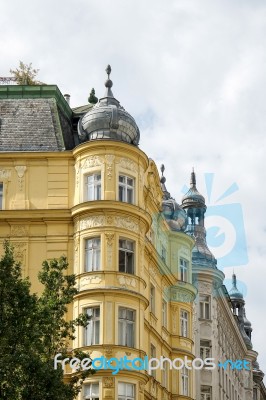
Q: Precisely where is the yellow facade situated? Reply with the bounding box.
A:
[0,116,197,399]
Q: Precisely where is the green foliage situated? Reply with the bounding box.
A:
[0,241,94,400]
[10,61,42,85]
[88,88,98,104]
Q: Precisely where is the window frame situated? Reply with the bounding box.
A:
[85,172,102,201]
[150,344,156,378]
[180,258,188,282]
[85,237,101,272]
[199,295,211,320]
[84,306,100,346]
[161,244,166,263]
[162,299,167,328]
[119,239,135,274]
[181,366,189,396]
[200,340,211,359]
[118,382,135,400]
[200,385,212,400]
[150,284,155,314]
[118,307,135,348]
[180,310,188,337]
[118,174,134,204]
[83,382,100,400]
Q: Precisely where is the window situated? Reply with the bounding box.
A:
[85,238,101,272]
[84,307,100,345]
[180,310,188,337]
[119,239,134,274]
[161,245,166,262]
[118,307,135,347]
[180,258,188,282]
[119,175,134,204]
[253,388,258,400]
[200,340,211,359]
[150,344,156,378]
[118,382,135,400]
[201,386,212,400]
[162,299,167,328]
[0,183,3,209]
[181,366,189,396]
[150,284,155,314]
[84,383,99,400]
[200,295,211,319]
[86,173,101,201]
[161,357,169,388]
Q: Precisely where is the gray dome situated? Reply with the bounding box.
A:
[229,274,243,300]
[78,65,140,146]
[182,170,206,209]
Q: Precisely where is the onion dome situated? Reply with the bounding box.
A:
[182,169,206,209]
[78,65,140,145]
[160,165,187,232]
[229,273,243,300]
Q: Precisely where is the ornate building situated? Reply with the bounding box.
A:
[180,170,265,400]
[0,67,264,400]
[0,67,197,399]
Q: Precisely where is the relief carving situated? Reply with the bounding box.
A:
[80,276,102,287]
[117,275,136,288]
[11,225,28,237]
[103,377,114,388]
[15,166,27,191]
[82,156,104,169]
[105,233,114,267]
[117,157,137,173]
[105,155,115,180]
[114,216,139,233]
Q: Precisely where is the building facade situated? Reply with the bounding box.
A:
[0,67,264,399]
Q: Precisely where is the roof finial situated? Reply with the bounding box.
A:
[232,272,237,288]
[105,65,114,97]
[160,164,170,199]
[190,167,196,188]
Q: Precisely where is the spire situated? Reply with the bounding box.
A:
[160,164,170,200]
[105,65,114,97]
[232,273,237,288]
[190,167,196,188]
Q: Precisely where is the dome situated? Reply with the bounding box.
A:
[229,274,243,300]
[78,65,140,146]
[182,169,206,209]
[160,165,187,232]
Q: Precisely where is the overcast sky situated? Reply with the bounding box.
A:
[1,0,266,374]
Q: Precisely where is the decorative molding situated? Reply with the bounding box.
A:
[198,281,213,294]
[103,377,114,388]
[0,169,11,181]
[13,242,27,265]
[114,216,139,233]
[117,275,136,288]
[105,155,115,180]
[80,276,102,287]
[117,157,137,173]
[74,162,80,188]
[139,382,145,393]
[82,155,104,169]
[11,225,28,237]
[103,346,113,357]
[15,166,26,191]
[79,215,139,234]
[149,266,158,280]
[105,233,114,267]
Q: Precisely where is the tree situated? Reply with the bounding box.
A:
[88,88,98,104]
[10,61,41,85]
[0,242,94,400]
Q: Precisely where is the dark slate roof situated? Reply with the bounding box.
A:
[0,85,75,152]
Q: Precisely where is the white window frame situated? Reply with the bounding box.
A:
[85,173,101,201]
[200,295,211,320]
[0,183,3,210]
[200,340,211,359]
[118,175,134,204]
[180,258,188,282]
[180,310,188,337]
[150,284,155,314]
[84,382,100,400]
[119,239,134,274]
[118,307,135,348]
[162,299,167,328]
[201,385,212,400]
[85,238,101,272]
[84,307,100,346]
[181,366,189,396]
[118,382,135,400]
